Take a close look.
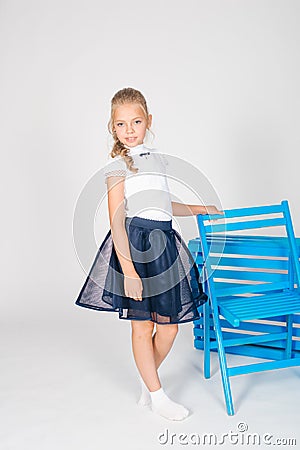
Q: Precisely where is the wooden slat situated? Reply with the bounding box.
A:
[208,244,291,258]
[202,203,284,220]
[205,217,286,233]
[208,234,299,251]
[220,305,300,327]
[194,317,300,339]
[194,337,300,358]
[219,318,300,333]
[214,280,289,297]
[228,357,300,376]
[211,269,288,283]
[219,292,300,308]
[208,256,288,270]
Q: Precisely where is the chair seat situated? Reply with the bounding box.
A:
[218,291,300,327]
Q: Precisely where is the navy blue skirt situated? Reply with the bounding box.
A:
[75,216,207,324]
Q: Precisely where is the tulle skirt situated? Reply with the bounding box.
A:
[75,216,207,324]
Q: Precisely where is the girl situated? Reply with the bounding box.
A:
[75,87,222,421]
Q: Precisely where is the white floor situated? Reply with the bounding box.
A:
[2,307,300,450]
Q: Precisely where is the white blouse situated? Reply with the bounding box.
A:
[104,143,173,221]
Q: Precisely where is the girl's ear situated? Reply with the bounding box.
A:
[148,114,153,129]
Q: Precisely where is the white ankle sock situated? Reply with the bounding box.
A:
[150,387,189,421]
[137,375,151,407]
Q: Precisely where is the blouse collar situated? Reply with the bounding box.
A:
[125,143,146,156]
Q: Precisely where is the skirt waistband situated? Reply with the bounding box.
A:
[125,216,172,230]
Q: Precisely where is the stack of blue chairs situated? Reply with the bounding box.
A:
[188,200,300,415]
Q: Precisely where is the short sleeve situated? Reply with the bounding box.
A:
[103,156,128,184]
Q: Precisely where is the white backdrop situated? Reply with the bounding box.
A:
[1,0,299,321]
[1,1,300,449]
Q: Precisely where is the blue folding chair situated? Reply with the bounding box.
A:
[196,200,300,415]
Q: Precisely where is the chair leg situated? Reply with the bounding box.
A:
[211,305,235,415]
[285,314,293,359]
[203,300,211,378]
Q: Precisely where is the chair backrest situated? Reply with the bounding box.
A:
[197,201,300,299]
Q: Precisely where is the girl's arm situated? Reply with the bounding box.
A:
[106,176,137,277]
[171,201,223,217]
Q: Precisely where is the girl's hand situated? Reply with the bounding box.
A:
[202,205,224,216]
[124,272,143,301]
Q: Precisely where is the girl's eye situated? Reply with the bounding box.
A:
[135,120,142,124]
[116,123,124,127]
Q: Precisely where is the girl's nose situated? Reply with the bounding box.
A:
[126,125,134,133]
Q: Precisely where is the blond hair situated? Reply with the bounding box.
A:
[107,87,152,173]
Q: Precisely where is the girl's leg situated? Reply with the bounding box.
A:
[133,321,178,403]
[149,322,189,420]
[131,320,189,420]
[131,320,160,392]
[152,323,179,369]
[131,321,179,391]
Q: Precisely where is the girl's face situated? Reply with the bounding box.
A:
[113,103,152,147]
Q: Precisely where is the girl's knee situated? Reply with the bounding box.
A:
[157,323,178,339]
[131,320,154,338]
